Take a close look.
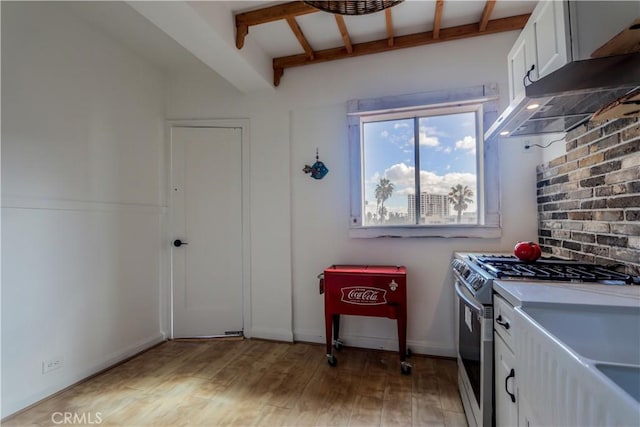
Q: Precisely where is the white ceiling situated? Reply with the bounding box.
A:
[66,1,206,71]
[65,1,538,92]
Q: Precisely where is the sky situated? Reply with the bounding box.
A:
[363,111,478,217]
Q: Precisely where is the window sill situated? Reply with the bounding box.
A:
[348,225,502,239]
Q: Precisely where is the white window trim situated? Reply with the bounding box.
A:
[347,84,502,239]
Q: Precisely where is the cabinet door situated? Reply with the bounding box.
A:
[495,334,518,427]
[530,0,570,79]
[507,32,529,102]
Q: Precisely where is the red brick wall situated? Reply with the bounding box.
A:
[536,117,640,275]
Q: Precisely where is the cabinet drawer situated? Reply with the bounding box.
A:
[494,294,515,349]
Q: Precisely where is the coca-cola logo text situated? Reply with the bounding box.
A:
[340,287,387,305]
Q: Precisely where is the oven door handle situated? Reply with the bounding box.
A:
[454,280,483,315]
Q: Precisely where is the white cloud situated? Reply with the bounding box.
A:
[374,163,478,211]
[381,130,389,138]
[420,134,440,147]
[385,163,414,187]
[421,125,448,138]
[410,132,440,147]
[394,122,410,129]
[455,136,476,155]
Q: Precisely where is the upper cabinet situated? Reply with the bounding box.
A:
[506,0,639,103]
[507,1,569,103]
[506,30,531,103]
[531,1,570,79]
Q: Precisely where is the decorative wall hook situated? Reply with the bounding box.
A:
[303,148,329,180]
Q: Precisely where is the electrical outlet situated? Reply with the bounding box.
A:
[42,357,63,374]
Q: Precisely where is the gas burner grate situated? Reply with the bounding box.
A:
[473,258,637,284]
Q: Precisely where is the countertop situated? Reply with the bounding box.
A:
[493,280,640,308]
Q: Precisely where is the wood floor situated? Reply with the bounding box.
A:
[4,339,467,427]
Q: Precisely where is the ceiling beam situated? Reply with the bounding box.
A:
[286,16,315,60]
[235,1,318,49]
[385,9,395,47]
[433,0,444,39]
[334,15,353,54]
[479,0,496,32]
[273,13,530,84]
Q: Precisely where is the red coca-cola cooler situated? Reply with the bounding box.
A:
[319,265,412,374]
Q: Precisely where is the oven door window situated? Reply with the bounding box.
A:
[458,292,481,405]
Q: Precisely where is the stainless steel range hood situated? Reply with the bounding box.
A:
[485,52,640,140]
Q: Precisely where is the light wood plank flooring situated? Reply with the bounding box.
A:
[4,340,467,426]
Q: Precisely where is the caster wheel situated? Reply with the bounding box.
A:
[401,362,412,375]
[334,339,344,351]
[327,355,338,367]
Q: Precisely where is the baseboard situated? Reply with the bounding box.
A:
[1,335,166,420]
[250,327,294,343]
[293,330,455,358]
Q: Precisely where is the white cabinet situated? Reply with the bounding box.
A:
[506,0,569,102]
[494,334,517,427]
[494,294,543,427]
[494,295,518,427]
[506,0,638,102]
[506,32,531,103]
[529,0,570,79]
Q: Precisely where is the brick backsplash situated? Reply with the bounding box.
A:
[536,117,640,276]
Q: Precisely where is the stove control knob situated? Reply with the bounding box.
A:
[468,275,477,289]
[469,275,485,290]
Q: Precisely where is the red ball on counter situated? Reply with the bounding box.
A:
[514,241,542,262]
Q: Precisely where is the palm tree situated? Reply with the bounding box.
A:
[448,184,474,223]
[375,178,394,223]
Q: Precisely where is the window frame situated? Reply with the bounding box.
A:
[347,84,502,238]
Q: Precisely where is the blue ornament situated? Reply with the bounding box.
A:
[303,148,329,180]
[310,160,328,179]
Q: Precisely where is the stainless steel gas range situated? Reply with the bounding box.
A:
[451,252,637,427]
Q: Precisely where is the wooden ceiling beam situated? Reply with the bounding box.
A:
[273,13,530,81]
[235,1,317,26]
[479,0,496,32]
[286,16,315,60]
[433,0,444,39]
[385,9,395,47]
[235,1,317,49]
[334,15,353,54]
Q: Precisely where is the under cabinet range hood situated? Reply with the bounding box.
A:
[486,52,640,139]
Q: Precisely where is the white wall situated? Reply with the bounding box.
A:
[1,2,166,417]
[166,31,543,355]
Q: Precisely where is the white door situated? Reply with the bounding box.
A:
[171,127,243,338]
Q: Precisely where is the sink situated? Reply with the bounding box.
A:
[521,304,640,365]
[596,364,640,403]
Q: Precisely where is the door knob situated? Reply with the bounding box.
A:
[173,239,188,247]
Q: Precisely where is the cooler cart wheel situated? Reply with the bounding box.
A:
[400,361,412,375]
[327,354,337,367]
[334,339,344,351]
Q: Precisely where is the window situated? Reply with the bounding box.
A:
[348,85,502,238]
